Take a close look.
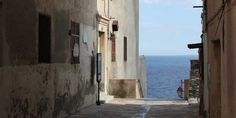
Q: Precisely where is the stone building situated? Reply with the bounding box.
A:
[0,0,98,117]
[97,0,146,99]
[191,0,236,118]
[189,60,200,98]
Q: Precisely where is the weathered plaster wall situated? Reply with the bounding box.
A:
[97,0,143,98]
[109,79,136,98]
[205,0,222,118]
[138,56,147,98]
[0,0,98,117]
[105,0,140,98]
[221,1,236,118]
[204,0,236,118]
[110,0,139,80]
[3,0,37,66]
[0,64,96,118]
[0,0,97,65]
[203,34,209,116]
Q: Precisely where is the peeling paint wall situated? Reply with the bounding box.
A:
[0,64,96,118]
[0,0,97,118]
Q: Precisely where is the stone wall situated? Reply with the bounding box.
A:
[189,60,200,98]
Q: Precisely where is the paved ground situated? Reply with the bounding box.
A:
[69,99,202,118]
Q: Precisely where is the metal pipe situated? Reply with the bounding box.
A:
[108,0,110,40]
[193,6,203,8]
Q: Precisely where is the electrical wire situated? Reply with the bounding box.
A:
[207,1,227,25]
[214,7,225,38]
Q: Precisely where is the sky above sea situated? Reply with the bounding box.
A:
[139,0,202,56]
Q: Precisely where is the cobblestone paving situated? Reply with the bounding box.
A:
[69,99,202,118]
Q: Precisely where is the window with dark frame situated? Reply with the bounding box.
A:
[70,21,80,64]
[124,36,127,61]
[111,34,116,62]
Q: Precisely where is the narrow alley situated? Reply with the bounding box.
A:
[2,0,236,118]
[69,99,201,118]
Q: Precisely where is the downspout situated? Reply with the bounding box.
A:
[108,0,110,40]
[107,0,110,95]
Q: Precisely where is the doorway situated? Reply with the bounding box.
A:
[98,32,106,93]
[38,13,51,63]
[0,4,3,66]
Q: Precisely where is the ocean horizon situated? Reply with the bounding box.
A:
[146,55,198,99]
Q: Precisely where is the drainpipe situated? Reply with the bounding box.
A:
[105,0,110,96]
[108,0,110,40]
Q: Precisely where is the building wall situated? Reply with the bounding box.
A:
[0,64,96,118]
[108,0,140,98]
[138,56,147,98]
[203,0,236,118]
[110,0,139,80]
[97,0,110,94]
[222,1,236,117]
[0,0,97,117]
[203,33,209,116]
[97,0,142,98]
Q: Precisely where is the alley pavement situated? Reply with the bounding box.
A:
[69,99,201,118]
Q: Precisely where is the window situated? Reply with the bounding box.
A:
[124,36,127,61]
[111,34,116,62]
[70,21,80,64]
[38,13,51,63]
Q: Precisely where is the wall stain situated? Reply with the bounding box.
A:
[10,98,29,118]
[37,98,50,118]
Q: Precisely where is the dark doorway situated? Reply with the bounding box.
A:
[38,13,51,63]
[0,4,3,66]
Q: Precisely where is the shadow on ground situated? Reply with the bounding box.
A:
[68,99,202,118]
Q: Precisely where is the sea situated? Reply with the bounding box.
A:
[146,55,198,99]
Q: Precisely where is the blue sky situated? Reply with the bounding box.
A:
[139,0,202,56]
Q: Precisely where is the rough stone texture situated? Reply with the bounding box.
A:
[189,60,200,98]
[68,99,202,118]
[0,64,96,118]
[109,79,136,98]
